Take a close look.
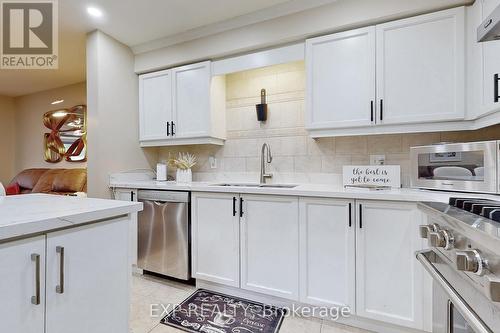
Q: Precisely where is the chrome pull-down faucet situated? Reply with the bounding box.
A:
[260,143,273,184]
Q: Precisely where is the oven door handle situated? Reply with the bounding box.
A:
[416,250,493,333]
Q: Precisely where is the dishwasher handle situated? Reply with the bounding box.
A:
[137,190,189,203]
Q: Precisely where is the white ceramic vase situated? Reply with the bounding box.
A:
[176,169,192,184]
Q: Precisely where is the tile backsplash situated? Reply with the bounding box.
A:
[157,61,500,187]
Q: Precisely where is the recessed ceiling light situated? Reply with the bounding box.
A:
[87,7,103,18]
[51,99,64,105]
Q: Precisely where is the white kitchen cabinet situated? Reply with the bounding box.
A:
[355,200,427,330]
[299,198,355,309]
[240,195,299,300]
[139,69,173,141]
[113,188,139,267]
[172,62,210,138]
[0,236,46,333]
[191,192,240,287]
[376,8,465,125]
[306,7,465,136]
[306,27,376,129]
[480,0,500,117]
[139,61,226,147]
[45,217,130,333]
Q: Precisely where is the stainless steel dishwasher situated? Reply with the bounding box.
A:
[137,190,190,280]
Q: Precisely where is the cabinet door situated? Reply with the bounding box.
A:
[376,8,465,124]
[306,27,376,129]
[191,192,240,287]
[113,188,138,267]
[46,217,130,333]
[299,198,355,309]
[481,0,500,116]
[172,61,211,138]
[240,195,299,300]
[356,201,427,330]
[0,236,45,333]
[139,69,173,141]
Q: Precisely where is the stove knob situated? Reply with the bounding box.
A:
[456,250,487,276]
[419,224,440,239]
[429,231,446,247]
[441,230,454,250]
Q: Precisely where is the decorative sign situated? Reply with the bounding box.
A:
[343,165,401,188]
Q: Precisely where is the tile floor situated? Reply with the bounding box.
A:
[130,273,374,333]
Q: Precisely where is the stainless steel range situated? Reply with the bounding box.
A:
[417,198,500,333]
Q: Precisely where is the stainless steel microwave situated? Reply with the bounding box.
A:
[410,141,499,194]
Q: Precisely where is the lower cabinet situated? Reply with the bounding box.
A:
[0,236,46,333]
[112,188,138,266]
[45,218,130,333]
[299,197,355,309]
[240,195,299,300]
[0,217,130,333]
[191,193,429,330]
[191,192,240,287]
[355,200,427,330]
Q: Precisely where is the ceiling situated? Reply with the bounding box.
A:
[0,0,337,97]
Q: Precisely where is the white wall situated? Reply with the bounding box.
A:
[135,0,472,73]
[0,96,16,184]
[14,82,87,171]
[86,31,157,198]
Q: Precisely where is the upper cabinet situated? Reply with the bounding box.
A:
[480,0,500,117]
[376,8,465,125]
[306,7,465,136]
[139,69,173,142]
[139,61,226,146]
[306,27,376,129]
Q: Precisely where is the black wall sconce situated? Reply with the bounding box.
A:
[256,88,268,122]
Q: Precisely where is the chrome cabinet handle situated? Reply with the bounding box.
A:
[56,246,65,294]
[31,253,41,305]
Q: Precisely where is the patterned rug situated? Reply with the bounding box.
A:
[161,289,286,333]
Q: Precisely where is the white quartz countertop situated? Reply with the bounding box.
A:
[109,180,500,203]
[0,194,143,242]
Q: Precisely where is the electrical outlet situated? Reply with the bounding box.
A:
[209,156,217,169]
[370,155,386,165]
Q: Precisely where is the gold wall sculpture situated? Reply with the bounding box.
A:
[43,105,87,163]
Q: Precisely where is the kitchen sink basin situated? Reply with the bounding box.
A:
[259,184,298,188]
[211,183,298,188]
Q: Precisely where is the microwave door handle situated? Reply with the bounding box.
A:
[416,250,493,333]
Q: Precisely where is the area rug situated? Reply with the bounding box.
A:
[161,289,286,333]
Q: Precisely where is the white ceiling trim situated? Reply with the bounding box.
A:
[131,0,338,54]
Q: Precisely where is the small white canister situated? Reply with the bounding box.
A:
[156,162,168,181]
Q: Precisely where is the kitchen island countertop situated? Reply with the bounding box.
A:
[0,194,142,242]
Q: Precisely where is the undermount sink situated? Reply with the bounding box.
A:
[211,183,298,189]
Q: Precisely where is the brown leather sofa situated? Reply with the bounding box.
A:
[9,168,87,195]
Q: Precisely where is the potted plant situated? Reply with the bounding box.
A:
[169,152,197,184]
